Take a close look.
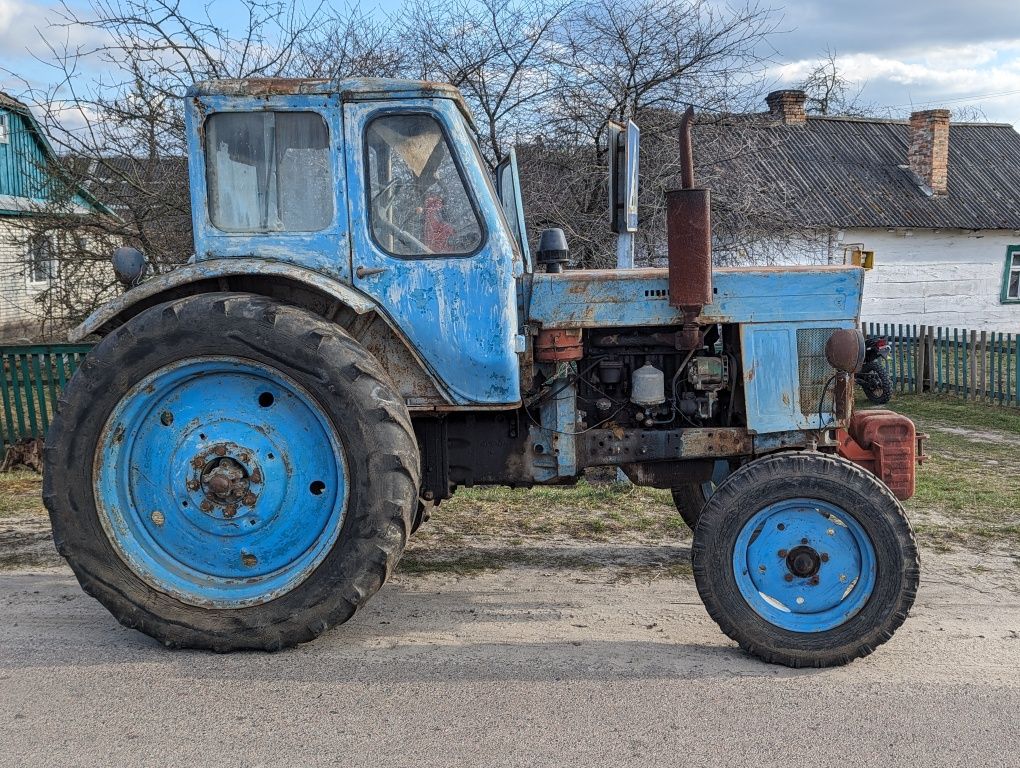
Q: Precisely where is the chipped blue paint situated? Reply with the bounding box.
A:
[341,98,521,405]
[93,357,348,608]
[527,266,863,328]
[732,498,877,633]
[529,363,578,480]
[739,320,855,434]
[186,93,353,283]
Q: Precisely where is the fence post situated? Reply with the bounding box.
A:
[968,330,977,401]
[978,330,988,402]
[914,325,925,394]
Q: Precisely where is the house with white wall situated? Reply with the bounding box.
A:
[0,92,112,340]
[698,91,1020,332]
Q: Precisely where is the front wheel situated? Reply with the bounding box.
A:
[44,293,420,651]
[692,452,918,667]
[670,459,733,530]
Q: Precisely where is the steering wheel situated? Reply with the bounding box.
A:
[373,216,433,255]
[372,178,407,210]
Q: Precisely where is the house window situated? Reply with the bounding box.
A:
[1001,245,1020,303]
[0,112,8,144]
[27,237,57,286]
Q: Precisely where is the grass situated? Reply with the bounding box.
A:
[863,393,1020,552]
[413,481,687,545]
[0,470,46,519]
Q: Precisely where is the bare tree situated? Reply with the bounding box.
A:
[2,0,341,330]
[797,50,869,116]
[295,3,407,80]
[396,0,568,166]
[519,0,778,267]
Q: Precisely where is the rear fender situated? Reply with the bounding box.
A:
[70,258,459,408]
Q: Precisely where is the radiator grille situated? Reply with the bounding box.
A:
[796,328,838,416]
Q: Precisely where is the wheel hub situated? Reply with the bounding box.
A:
[786,545,821,579]
[732,499,877,633]
[201,457,250,504]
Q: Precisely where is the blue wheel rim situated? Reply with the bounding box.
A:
[732,499,876,633]
[94,357,348,608]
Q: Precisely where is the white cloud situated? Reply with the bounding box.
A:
[770,41,1020,124]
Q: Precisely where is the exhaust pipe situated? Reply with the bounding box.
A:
[667,107,712,349]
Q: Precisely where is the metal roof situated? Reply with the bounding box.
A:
[695,114,1020,230]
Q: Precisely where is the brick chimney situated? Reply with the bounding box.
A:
[908,109,950,195]
[766,90,807,125]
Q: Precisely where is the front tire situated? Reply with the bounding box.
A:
[44,293,420,651]
[692,452,918,667]
[670,459,733,530]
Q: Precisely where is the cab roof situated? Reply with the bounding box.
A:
[188,78,476,128]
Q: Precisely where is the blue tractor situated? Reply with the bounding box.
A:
[44,78,921,666]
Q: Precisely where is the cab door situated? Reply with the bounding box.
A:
[342,98,521,406]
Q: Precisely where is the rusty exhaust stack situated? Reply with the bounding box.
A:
[667,107,712,349]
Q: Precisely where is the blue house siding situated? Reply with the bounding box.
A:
[0,107,50,204]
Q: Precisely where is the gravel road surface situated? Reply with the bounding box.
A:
[2,551,1018,768]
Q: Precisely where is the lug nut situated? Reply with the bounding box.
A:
[150,510,165,526]
[224,504,237,518]
[778,549,788,557]
[784,573,794,582]
[820,553,829,562]
[199,500,213,512]
[242,492,257,507]
[186,479,200,491]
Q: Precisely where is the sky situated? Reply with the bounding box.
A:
[1,0,1020,125]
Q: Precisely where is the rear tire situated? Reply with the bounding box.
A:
[692,452,918,667]
[44,293,420,651]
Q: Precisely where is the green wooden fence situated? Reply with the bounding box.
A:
[863,322,1020,406]
[0,344,94,446]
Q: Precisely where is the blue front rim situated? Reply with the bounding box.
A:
[732,499,877,633]
[93,357,348,608]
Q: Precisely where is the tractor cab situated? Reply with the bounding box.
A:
[185,78,524,406]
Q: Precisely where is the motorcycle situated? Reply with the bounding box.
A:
[856,336,893,404]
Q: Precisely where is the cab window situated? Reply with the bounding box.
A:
[365,113,483,256]
[206,111,332,232]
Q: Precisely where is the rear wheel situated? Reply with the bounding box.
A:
[44,293,420,651]
[692,452,918,667]
[858,361,892,404]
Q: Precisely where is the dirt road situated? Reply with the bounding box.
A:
[2,549,1018,768]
